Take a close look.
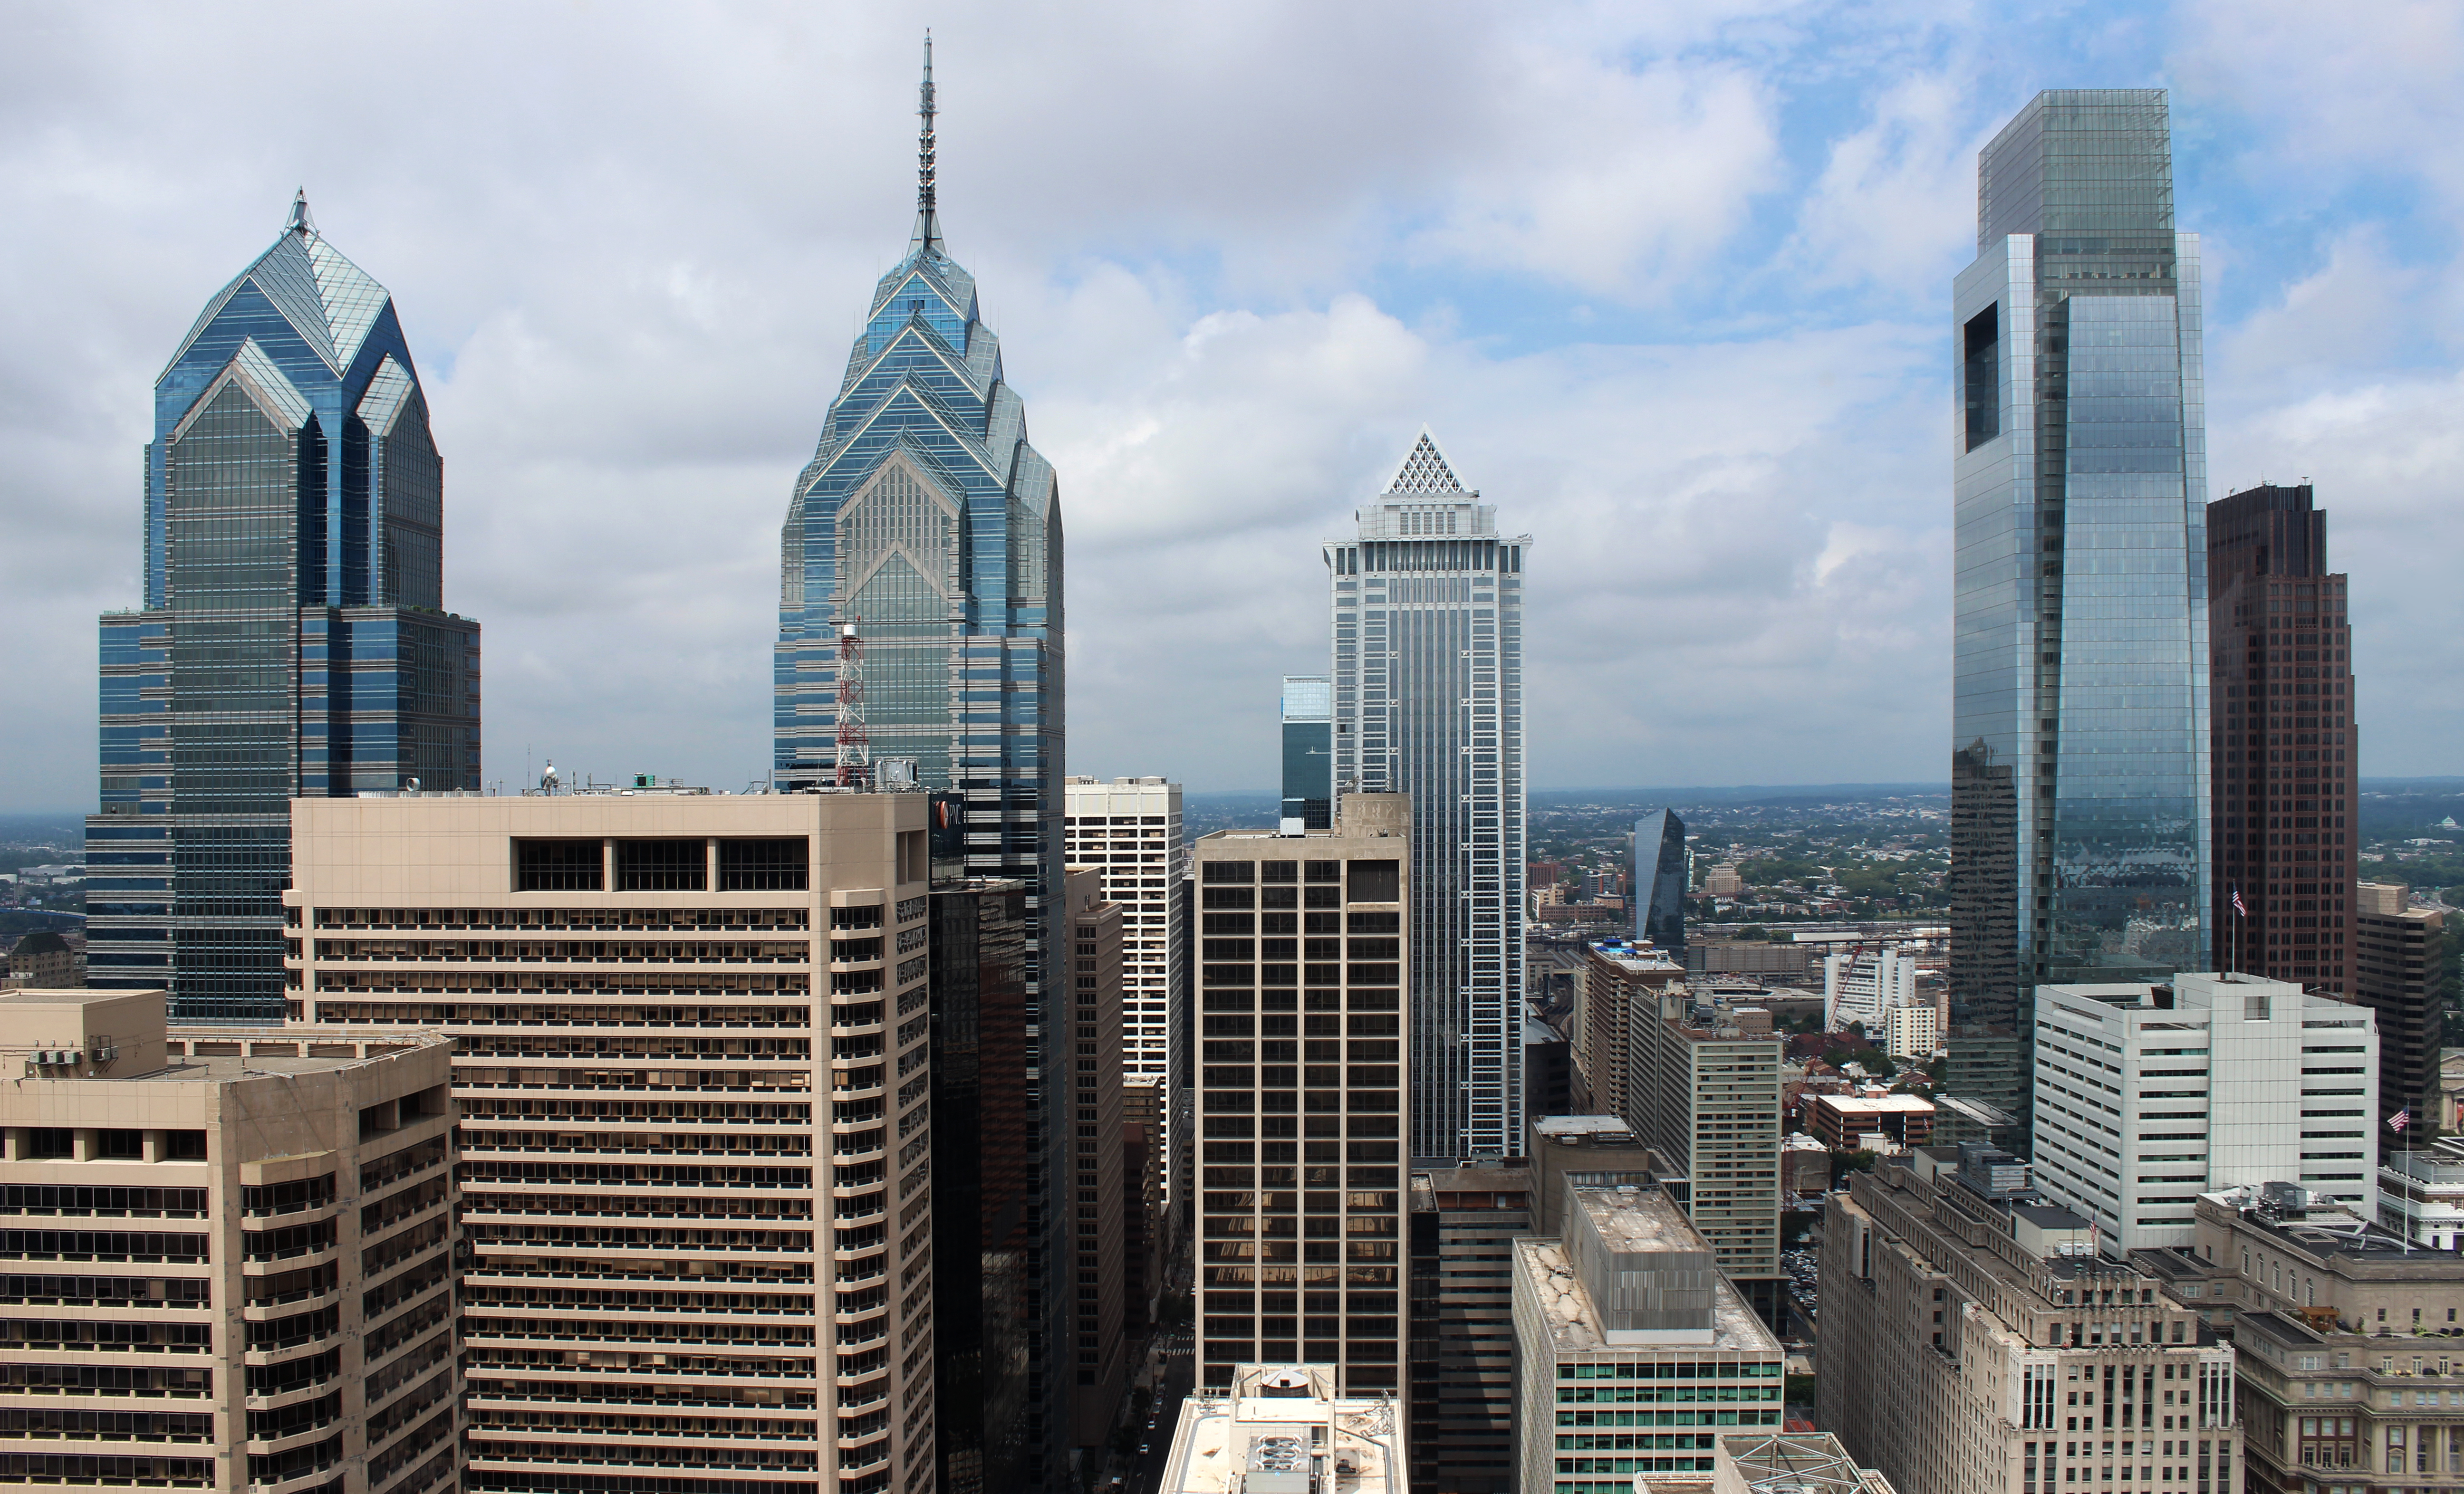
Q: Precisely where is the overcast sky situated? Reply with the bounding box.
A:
[3,0,2459,810]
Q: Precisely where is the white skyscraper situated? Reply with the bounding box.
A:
[1823,947,1920,1032]
[2030,970,2379,1254]
[1065,776,1190,1205]
[1327,428,1529,1160]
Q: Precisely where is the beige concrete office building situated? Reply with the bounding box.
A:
[0,987,460,1494]
[283,789,934,1494]
[1819,1148,2243,1494]
[1192,794,1411,1396]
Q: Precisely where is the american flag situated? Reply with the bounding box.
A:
[2389,1109,2412,1132]
[2232,888,2249,919]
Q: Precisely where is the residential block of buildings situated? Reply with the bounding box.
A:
[1574,940,1785,1320]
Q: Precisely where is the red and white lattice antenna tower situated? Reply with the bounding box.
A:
[834,616,870,787]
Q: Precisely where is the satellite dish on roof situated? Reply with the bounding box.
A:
[541,760,560,794]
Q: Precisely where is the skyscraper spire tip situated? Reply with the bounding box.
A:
[287,188,315,239]
[911,32,941,253]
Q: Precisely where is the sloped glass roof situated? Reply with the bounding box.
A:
[163,214,396,379]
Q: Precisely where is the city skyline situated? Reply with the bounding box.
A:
[3,4,2460,811]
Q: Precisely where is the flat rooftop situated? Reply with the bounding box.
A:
[1810,1094,1935,1115]
[1159,1369,1404,1494]
[2200,1190,2428,1263]
[1517,1236,1778,1356]
[1590,939,1684,972]
[1535,1114,1645,1142]
[1574,1183,1702,1254]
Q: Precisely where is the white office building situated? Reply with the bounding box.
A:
[2031,971,2378,1254]
[1822,947,1918,1033]
[1065,776,1189,1208]
[1327,428,1530,1160]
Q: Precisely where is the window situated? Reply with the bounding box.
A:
[614,839,704,891]
[720,838,808,891]
[1348,860,1399,903]
[515,839,602,891]
[1964,304,2000,449]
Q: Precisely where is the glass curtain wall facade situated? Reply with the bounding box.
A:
[773,48,1070,1488]
[1326,429,1529,1160]
[1633,809,1687,958]
[87,194,481,1022]
[1948,91,2211,1139]
[1281,675,1333,829]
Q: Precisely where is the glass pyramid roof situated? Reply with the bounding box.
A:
[164,201,396,379]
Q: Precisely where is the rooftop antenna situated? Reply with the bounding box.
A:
[910,32,941,253]
[835,617,870,788]
[540,759,560,795]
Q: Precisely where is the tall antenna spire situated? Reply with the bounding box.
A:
[910,32,941,253]
[286,187,315,239]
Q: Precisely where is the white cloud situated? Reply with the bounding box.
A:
[0,0,2457,812]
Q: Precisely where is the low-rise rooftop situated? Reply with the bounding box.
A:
[1158,1364,1404,1494]
[1809,1094,1935,1115]
[1516,1234,1778,1356]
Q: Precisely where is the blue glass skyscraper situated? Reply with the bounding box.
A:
[85,194,481,1021]
[771,43,1069,1489]
[1633,808,1686,958]
[1948,90,2211,1133]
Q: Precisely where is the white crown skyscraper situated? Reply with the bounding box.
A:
[1326,430,1529,1159]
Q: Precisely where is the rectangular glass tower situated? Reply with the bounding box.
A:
[1280,675,1333,829]
[1948,90,2211,1135]
[1327,430,1528,1160]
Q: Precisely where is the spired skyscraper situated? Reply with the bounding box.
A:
[85,194,481,1020]
[1327,429,1529,1160]
[1947,89,2211,1135]
[772,41,1071,1487]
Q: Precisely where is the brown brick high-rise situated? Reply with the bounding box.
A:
[2206,482,2357,989]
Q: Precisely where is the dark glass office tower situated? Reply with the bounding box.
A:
[85,193,481,1021]
[1281,675,1333,829]
[930,875,1033,1494]
[1632,808,1686,958]
[2206,482,2356,990]
[772,43,1070,1487]
[1947,90,2210,1137]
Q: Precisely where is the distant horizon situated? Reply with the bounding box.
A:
[8,774,2464,826]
